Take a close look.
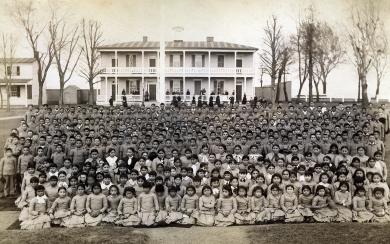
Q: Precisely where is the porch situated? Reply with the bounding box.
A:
[0,79,33,107]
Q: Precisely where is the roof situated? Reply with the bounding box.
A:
[0,58,35,64]
[99,41,258,51]
[0,79,31,84]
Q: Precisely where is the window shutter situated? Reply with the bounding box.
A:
[16,86,21,97]
[27,85,32,99]
[126,55,130,67]
[202,55,205,67]
[16,66,20,76]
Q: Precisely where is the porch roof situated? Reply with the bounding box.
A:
[98,41,258,51]
[0,58,35,63]
[0,78,31,84]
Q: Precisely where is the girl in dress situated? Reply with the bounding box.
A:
[102,185,122,223]
[180,185,199,225]
[65,184,87,228]
[249,186,268,223]
[368,173,389,202]
[234,186,251,225]
[20,185,51,230]
[334,182,353,222]
[265,184,285,222]
[196,185,216,226]
[280,185,303,223]
[154,184,168,224]
[138,181,159,226]
[215,185,237,227]
[298,185,314,221]
[312,185,337,222]
[369,187,390,223]
[17,176,38,222]
[165,187,183,224]
[48,187,71,226]
[85,183,108,226]
[352,186,374,223]
[116,187,141,226]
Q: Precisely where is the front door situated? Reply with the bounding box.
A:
[194,80,201,95]
[236,84,242,103]
[112,84,116,100]
[149,84,156,101]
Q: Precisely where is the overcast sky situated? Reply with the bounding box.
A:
[0,0,390,99]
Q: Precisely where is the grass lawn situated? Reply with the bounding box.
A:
[0,109,26,119]
[0,227,149,244]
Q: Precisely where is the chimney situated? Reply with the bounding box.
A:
[206,36,214,42]
[142,36,148,42]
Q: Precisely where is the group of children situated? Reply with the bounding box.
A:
[0,102,389,230]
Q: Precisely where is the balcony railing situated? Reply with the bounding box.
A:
[165,94,229,103]
[101,67,254,76]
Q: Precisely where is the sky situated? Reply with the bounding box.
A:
[0,0,389,99]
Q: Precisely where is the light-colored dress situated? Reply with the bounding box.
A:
[85,193,108,226]
[155,194,167,223]
[138,192,159,226]
[215,197,237,227]
[371,197,390,223]
[281,193,303,223]
[334,191,352,222]
[180,194,199,225]
[16,185,35,222]
[102,195,122,223]
[196,195,216,226]
[115,197,141,226]
[265,194,285,221]
[64,194,87,228]
[165,195,183,224]
[249,196,268,223]
[20,196,51,230]
[50,196,71,225]
[312,196,337,223]
[352,196,374,223]
[234,196,251,224]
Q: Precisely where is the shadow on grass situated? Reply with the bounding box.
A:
[0,226,149,244]
[246,222,390,244]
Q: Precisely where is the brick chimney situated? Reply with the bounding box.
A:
[206,36,214,42]
[142,36,148,42]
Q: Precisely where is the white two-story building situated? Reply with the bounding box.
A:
[96,36,257,105]
[0,58,45,107]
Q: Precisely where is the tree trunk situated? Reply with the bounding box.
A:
[275,74,281,103]
[374,76,380,100]
[357,76,361,102]
[322,81,327,94]
[297,83,304,100]
[314,82,320,102]
[38,82,43,106]
[361,75,369,107]
[283,72,289,102]
[0,86,3,109]
[271,76,276,105]
[59,79,65,105]
[88,79,95,105]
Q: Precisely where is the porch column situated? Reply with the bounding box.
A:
[208,51,211,99]
[24,84,28,107]
[105,76,108,104]
[183,51,185,100]
[142,51,145,102]
[234,51,237,99]
[115,76,118,103]
[159,45,166,103]
[244,76,247,97]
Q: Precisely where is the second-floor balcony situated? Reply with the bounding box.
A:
[101,67,255,76]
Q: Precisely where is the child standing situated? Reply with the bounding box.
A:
[20,185,51,230]
[0,148,17,197]
[102,185,122,223]
[48,187,71,226]
[180,185,199,225]
[138,181,159,226]
[65,184,87,228]
[116,187,141,226]
[281,185,303,223]
[215,185,237,227]
[352,186,373,223]
[196,185,216,226]
[85,184,108,226]
[165,187,183,224]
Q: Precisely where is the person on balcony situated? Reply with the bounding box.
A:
[186,89,190,96]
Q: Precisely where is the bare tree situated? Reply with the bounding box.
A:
[349,0,382,106]
[370,24,388,100]
[13,0,54,106]
[0,34,17,112]
[80,19,104,105]
[261,16,283,104]
[49,13,82,105]
[276,45,293,103]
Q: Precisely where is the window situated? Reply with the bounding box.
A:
[236,59,242,67]
[126,55,130,67]
[191,55,195,67]
[130,55,136,67]
[27,85,32,99]
[126,80,130,94]
[129,80,140,94]
[169,80,173,92]
[213,80,224,95]
[180,55,183,67]
[6,66,11,76]
[11,86,20,97]
[217,55,224,67]
[16,66,20,76]
[169,55,173,67]
[202,55,206,67]
[149,59,156,67]
[180,79,183,92]
[111,58,116,67]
